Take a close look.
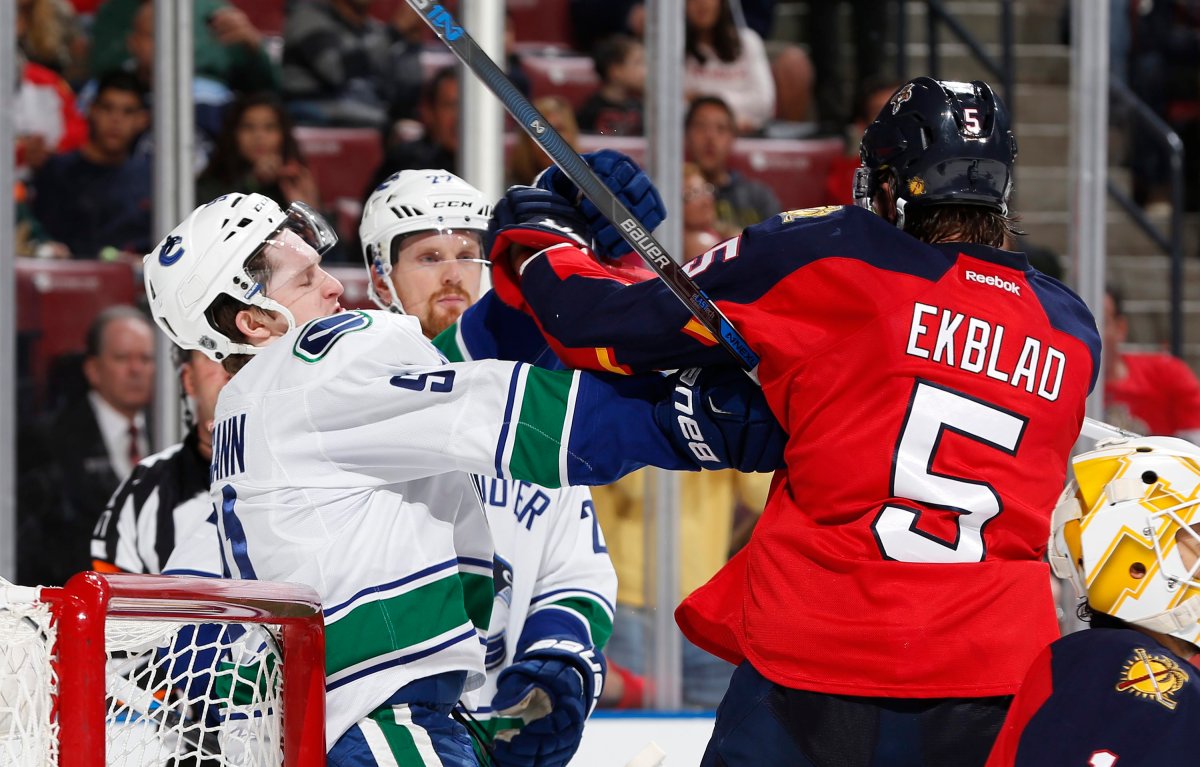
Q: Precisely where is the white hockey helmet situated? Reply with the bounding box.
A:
[359,170,492,313]
[1050,436,1200,646]
[143,193,338,361]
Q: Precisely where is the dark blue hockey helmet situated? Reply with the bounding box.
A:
[853,77,1017,226]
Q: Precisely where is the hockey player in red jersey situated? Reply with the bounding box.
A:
[485,77,1101,765]
[986,436,1200,767]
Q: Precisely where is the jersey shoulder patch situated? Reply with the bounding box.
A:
[293,311,372,363]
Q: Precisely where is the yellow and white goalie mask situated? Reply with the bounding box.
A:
[1050,436,1200,645]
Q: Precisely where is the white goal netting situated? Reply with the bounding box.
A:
[1,582,295,767]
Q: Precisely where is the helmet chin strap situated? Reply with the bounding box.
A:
[221,293,300,357]
[368,245,406,314]
[893,197,908,231]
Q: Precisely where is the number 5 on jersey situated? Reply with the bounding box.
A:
[872,380,1027,563]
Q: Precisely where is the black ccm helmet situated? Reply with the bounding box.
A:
[853,77,1017,228]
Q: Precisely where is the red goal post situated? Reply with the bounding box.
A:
[1,571,326,767]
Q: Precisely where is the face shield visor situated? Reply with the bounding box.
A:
[389,228,489,281]
[244,202,339,307]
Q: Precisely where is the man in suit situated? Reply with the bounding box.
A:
[18,305,155,585]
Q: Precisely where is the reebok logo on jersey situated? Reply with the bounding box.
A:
[964,269,1021,295]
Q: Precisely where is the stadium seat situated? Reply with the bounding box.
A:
[508,0,573,49]
[229,0,284,38]
[729,137,845,211]
[522,54,598,112]
[294,126,384,208]
[575,135,845,212]
[17,259,137,414]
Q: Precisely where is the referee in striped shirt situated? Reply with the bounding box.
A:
[91,347,231,576]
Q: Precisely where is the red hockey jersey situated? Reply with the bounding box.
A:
[517,205,1101,697]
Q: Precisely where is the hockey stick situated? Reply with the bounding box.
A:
[405,0,760,378]
[407,2,1135,446]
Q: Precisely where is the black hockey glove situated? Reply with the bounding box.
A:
[656,366,787,473]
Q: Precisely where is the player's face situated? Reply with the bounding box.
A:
[236,105,284,167]
[262,229,345,327]
[390,230,486,338]
[84,317,156,416]
[181,350,231,453]
[685,103,734,177]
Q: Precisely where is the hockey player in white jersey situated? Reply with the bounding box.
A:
[361,170,616,767]
[143,193,784,766]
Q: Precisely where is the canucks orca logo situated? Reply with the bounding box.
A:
[158,235,185,266]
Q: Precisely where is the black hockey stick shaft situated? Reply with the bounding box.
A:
[406,0,760,376]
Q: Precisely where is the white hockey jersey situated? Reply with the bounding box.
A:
[208,310,681,747]
[467,476,615,733]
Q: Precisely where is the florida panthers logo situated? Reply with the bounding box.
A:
[1116,648,1189,710]
[890,83,914,115]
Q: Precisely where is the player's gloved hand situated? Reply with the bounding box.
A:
[534,149,667,259]
[656,366,787,473]
[489,638,605,767]
[486,185,592,311]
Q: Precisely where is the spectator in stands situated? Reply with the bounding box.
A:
[17,0,86,86]
[683,161,722,260]
[89,0,279,99]
[368,66,460,191]
[800,1,893,135]
[684,95,780,234]
[18,306,155,587]
[92,347,230,577]
[197,93,321,212]
[822,77,902,206]
[77,0,257,146]
[685,0,775,133]
[1104,285,1200,442]
[14,49,87,182]
[31,71,152,260]
[281,0,423,130]
[1127,0,1200,212]
[509,95,582,186]
[591,470,772,708]
[578,34,645,136]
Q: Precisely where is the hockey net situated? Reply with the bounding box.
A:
[0,572,326,767]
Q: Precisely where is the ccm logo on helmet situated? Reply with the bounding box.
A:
[964,270,1021,295]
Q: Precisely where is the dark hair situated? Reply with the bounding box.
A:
[685,95,735,129]
[901,204,1023,249]
[1107,283,1125,318]
[685,0,741,64]
[204,249,271,375]
[424,66,458,107]
[85,305,152,358]
[591,34,640,81]
[200,93,305,186]
[93,70,147,109]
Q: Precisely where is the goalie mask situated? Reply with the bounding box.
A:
[359,170,492,314]
[143,193,338,361]
[854,77,1017,230]
[1050,436,1200,646]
